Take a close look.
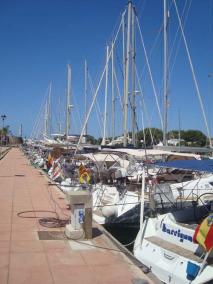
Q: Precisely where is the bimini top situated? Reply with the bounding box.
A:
[155,159,213,173]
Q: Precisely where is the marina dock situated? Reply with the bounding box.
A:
[0,148,153,284]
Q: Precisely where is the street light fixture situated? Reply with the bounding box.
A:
[1,115,7,146]
[1,114,6,128]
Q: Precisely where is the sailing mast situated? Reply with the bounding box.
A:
[123,1,131,147]
[66,64,72,139]
[19,123,23,138]
[111,41,115,141]
[58,96,62,134]
[44,82,52,137]
[84,60,88,143]
[163,0,168,146]
[102,45,109,146]
[131,5,136,147]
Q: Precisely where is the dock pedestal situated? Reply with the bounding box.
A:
[65,189,93,239]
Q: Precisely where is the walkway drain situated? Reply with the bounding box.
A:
[38,231,65,240]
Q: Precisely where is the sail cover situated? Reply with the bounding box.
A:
[155,159,213,173]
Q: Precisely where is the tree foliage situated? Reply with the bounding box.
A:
[167,129,207,147]
[181,130,207,147]
[137,128,163,147]
[0,126,10,136]
[93,128,208,148]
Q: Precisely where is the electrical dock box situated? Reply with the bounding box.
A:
[65,190,93,239]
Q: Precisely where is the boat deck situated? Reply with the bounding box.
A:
[146,236,202,262]
[0,148,153,284]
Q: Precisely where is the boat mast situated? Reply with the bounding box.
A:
[84,60,88,143]
[66,64,72,139]
[123,1,132,147]
[44,82,52,137]
[163,0,168,146]
[48,82,52,136]
[58,96,62,134]
[44,99,48,137]
[178,110,181,150]
[102,45,109,146]
[111,41,115,141]
[173,0,212,148]
[122,11,126,140]
[131,5,136,147]
[19,123,23,137]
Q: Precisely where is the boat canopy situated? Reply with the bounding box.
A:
[155,159,213,173]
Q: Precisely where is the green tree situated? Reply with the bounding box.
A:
[137,128,163,147]
[167,130,184,139]
[0,125,9,136]
[181,130,207,147]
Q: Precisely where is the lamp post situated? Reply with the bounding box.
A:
[1,115,6,146]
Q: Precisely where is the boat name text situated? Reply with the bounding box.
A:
[162,223,193,243]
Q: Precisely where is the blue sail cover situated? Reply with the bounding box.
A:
[155,159,213,173]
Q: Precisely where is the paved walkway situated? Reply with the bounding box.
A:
[0,148,153,284]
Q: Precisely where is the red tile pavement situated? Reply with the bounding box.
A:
[0,148,153,284]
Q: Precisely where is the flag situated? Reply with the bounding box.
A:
[47,153,54,168]
[51,160,62,181]
[193,213,213,252]
[79,164,90,183]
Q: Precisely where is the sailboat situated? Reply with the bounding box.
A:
[134,160,213,283]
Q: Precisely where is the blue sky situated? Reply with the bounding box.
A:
[0,0,213,139]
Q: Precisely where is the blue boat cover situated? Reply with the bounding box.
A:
[155,159,213,173]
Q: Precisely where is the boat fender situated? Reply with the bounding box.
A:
[102,205,118,218]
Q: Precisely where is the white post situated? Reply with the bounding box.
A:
[123,1,131,147]
[102,45,109,146]
[163,0,168,146]
[198,249,211,276]
[140,167,145,230]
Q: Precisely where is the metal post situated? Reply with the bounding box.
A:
[123,1,131,147]
[1,115,6,146]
